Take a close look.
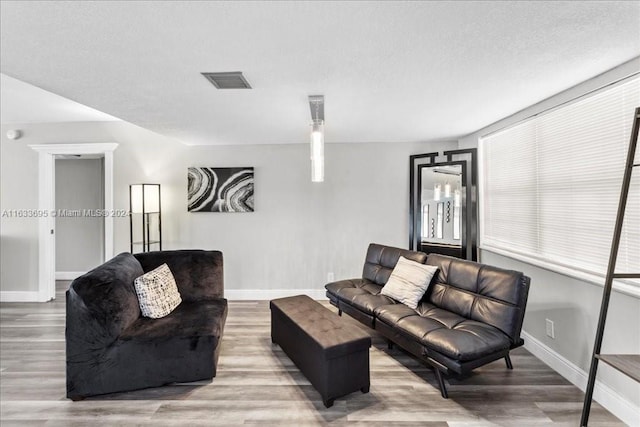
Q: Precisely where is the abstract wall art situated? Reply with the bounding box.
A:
[188,167,254,212]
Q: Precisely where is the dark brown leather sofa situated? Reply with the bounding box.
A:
[66,250,227,400]
[325,243,530,398]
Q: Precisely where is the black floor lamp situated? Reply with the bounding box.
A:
[129,184,162,253]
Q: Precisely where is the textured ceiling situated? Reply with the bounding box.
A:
[0,74,120,124]
[1,1,639,145]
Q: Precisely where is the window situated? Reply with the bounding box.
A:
[480,76,639,288]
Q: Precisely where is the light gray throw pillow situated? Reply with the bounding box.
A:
[380,256,438,309]
[134,263,182,318]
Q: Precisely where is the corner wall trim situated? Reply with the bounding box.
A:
[0,291,44,303]
[55,271,86,281]
[521,331,640,426]
[225,289,328,301]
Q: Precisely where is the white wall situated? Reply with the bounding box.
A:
[55,158,104,273]
[459,58,640,425]
[0,120,456,298]
[176,141,456,297]
[0,131,39,295]
[0,121,187,295]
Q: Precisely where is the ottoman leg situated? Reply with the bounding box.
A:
[361,385,370,393]
[323,397,335,408]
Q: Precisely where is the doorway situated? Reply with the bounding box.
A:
[29,143,117,301]
[54,156,105,280]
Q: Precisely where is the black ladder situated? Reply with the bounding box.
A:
[580,107,640,426]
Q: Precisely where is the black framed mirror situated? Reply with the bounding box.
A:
[410,149,478,261]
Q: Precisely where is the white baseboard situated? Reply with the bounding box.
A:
[55,271,86,280]
[225,289,328,301]
[522,331,640,426]
[0,291,45,302]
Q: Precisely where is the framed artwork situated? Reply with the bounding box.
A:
[188,167,254,212]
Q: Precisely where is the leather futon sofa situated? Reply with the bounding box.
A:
[325,243,530,398]
[66,250,227,400]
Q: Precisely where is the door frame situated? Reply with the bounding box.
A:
[29,143,118,301]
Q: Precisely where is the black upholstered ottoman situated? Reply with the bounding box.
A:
[270,295,371,408]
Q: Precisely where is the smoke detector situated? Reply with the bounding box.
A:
[6,129,22,140]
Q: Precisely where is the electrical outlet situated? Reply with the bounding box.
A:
[327,272,335,282]
[545,319,555,339]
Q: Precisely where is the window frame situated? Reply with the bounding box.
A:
[478,74,640,299]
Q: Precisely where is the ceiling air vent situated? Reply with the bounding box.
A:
[201,72,252,89]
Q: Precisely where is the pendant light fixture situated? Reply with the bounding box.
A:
[444,181,452,198]
[308,95,325,182]
[454,188,461,207]
[434,183,442,201]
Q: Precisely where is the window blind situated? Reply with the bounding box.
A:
[480,76,640,283]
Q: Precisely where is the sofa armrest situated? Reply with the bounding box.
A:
[67,252,143,346]
[134,250,224,301]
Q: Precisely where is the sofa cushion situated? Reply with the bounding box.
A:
[362,243,428,285]
[350,294,397,315]
[134,264,183,318]
[376,302,511,361]
[426,254,529,343]
[380,256,438,309]
[121,299,227,342]
[325,278,382,303]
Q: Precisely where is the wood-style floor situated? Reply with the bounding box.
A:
[0,282,624,426]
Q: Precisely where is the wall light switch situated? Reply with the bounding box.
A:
[545,318,555,339]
